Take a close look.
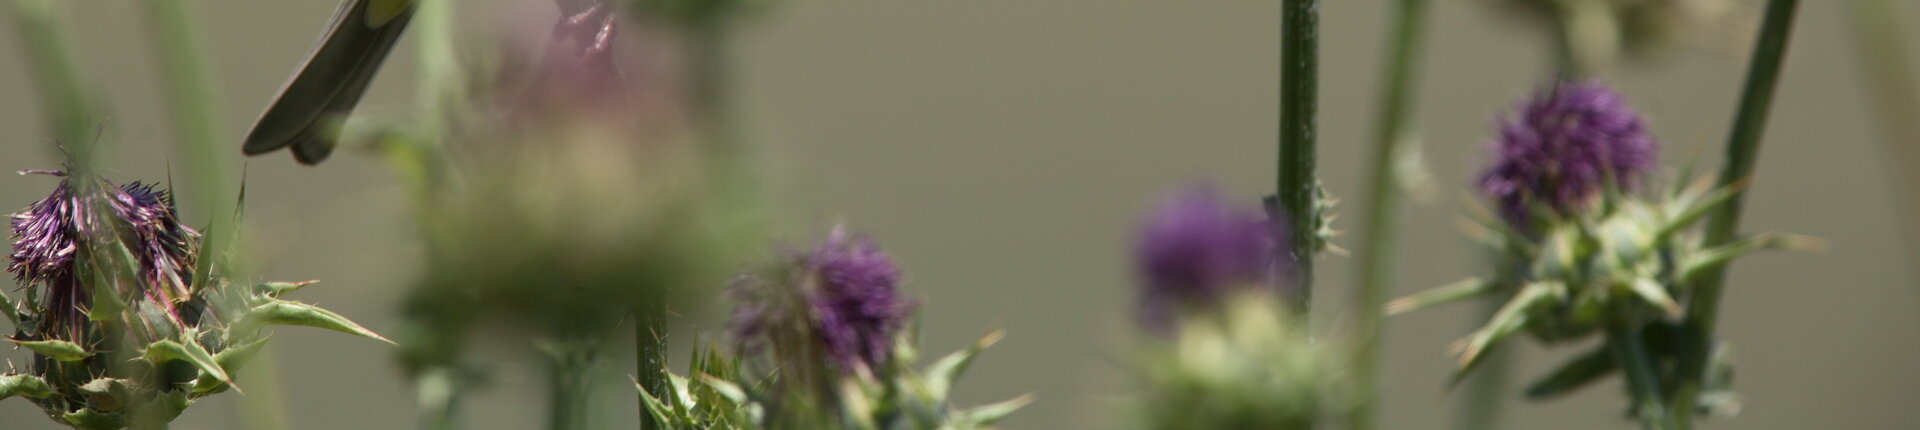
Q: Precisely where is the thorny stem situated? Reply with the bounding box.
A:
[1278,0,1319,309]
[1673,0,1800,426]
[1349,0,1428,427]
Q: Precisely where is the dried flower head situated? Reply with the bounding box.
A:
[1478,81,1656,225]
[730,226,915,374]
[9,173,199,341]
[1134,184,1283,331]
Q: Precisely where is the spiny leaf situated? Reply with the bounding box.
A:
[1680,233,1825,284]
[253,280,319,298]
[1524,345,1616,399]
[0,288,21,326]
[1450,283,1557,388]
[1624,278,1683,318]
[698,374,751,405]
[0,374,54,400]
[636,377,682,424]
[11,338,92,361]
[955,394,1033,427]
[923,329,1005,400]
[193,335,273,393]
[230,299,394,344]
[1387,277,1494,315]
[143,338,234,391]
[62,407,124,430]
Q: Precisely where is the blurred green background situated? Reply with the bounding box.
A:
[2,1,1917,429]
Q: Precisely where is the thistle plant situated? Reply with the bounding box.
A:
[637,226,1029,429]
[1388,81,1812,428]
[0,171,388,429]
[1128,186,1347,430]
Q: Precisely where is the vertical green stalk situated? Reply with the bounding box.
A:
[1672,0,1800,426]
[1841,0,1920,284]
[412,1,464,429]
[635,310,669,430]
[547,336,601,430]
[687,16,743,168]
[141,2,290,430]
[1278,0,1320,305]
[1349,0,1428,427]
[7,0,100,167]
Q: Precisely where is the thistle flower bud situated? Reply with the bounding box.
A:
[730,226,914,375]
[3,172,388,427]
[1134,185,1284,331]
[1479,81,1656,226]
[9,174,200,343]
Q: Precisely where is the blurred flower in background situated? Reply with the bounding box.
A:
[1134,184,1285,332]
[1128,185,1345,430]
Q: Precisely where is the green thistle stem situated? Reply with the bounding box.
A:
[547,338,600,430]
[7,0,99,168]
[635,310,669,430]
[1672,0,1800,426]
[1278,0,1319,307]
[1350,0,1428,427]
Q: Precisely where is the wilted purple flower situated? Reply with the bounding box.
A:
[1478,81,1657,225]
[1135,184,1283,331]
[730,226,914,374]
[8,172,199,341]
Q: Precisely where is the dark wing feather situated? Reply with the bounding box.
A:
[244,0,415,164]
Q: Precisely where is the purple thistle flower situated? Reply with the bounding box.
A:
[1134,184,1284,331]
[730,226,914,374]
[1478,81,1657,225]
[8,172,200,341]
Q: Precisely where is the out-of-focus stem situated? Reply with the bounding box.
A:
[1841,0,1920,284]
[1672,0,1800,426]
[411,1,464,429]
[1278,0,1320,308]
[687,17,742,167]
[7,0,99,168]
[1349,0,1429,427]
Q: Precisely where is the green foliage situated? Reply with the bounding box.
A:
[1390,178,1816,411]
[639,331,1030,430]
[1141,293,1348,430]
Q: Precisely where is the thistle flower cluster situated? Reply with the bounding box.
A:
[1479,81,1656,226]
[0,172,388,429]
[1393,82,1810,415]
[639,226,1028,429]
[1134,185,1286,332]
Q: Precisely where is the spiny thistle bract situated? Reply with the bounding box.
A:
[0,172,388,429]
[1389,82,1814,416]
[638,226,1030,429]
[1140,293,1348,430]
